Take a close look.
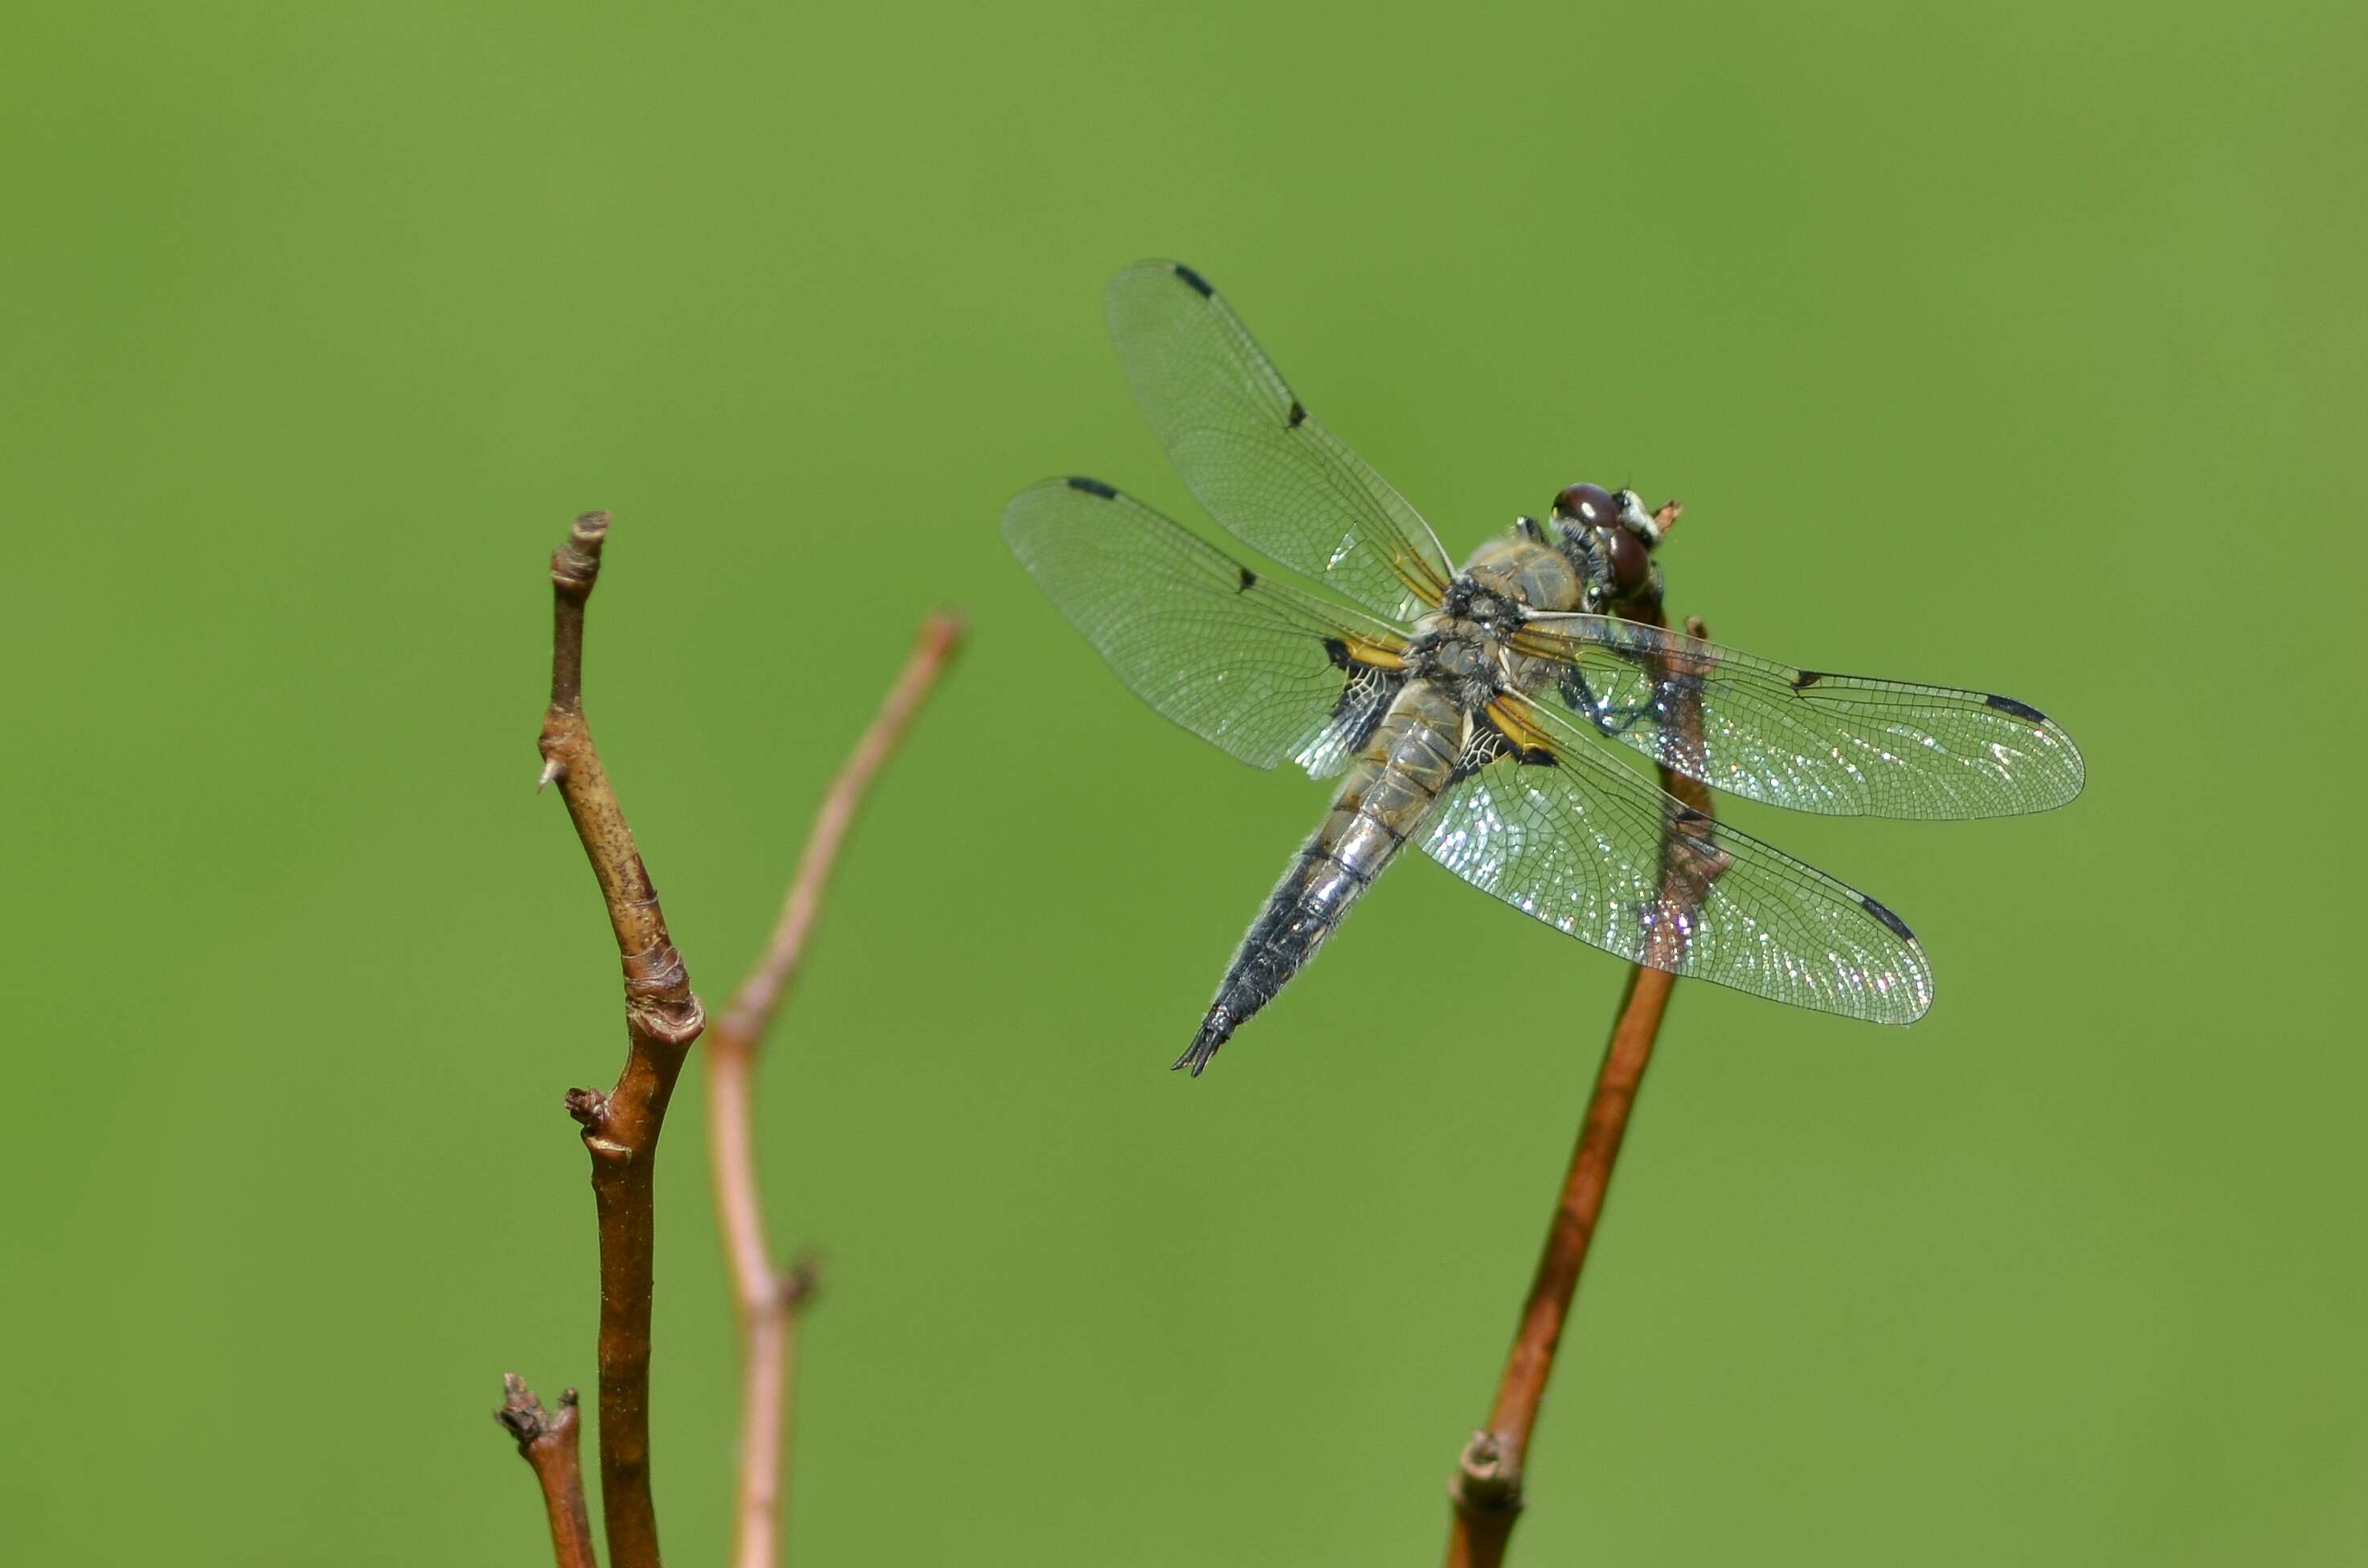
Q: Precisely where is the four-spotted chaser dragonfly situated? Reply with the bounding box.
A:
[1005,260,2084,1075]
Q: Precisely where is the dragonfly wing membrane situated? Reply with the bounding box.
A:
[1106,259,1454,623]
[1421,693,1933,1022]
[1517,615,2086,819]
[1002,476,1411,777]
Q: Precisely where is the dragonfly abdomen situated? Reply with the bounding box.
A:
[1176,684,1462,1076]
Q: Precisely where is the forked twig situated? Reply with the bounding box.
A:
[496,1376,599,1568]
[1446,507,1716,1568]
[707,614,964,1568]
[535,510,708,1568]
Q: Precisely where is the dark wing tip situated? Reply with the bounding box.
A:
[1065,476,1120,500]
[1172,263,1216,298]
[1983,692,2049,724]
[1857,892,1917,945]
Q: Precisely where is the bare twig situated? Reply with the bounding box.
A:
[497,1375,599,1568]
[536,510,707,1568]
[707,613,965,1568]
[1446,508,1716,1568]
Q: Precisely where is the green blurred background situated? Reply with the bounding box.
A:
[6,2,2362,1562]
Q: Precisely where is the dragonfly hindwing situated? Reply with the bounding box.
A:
[1299,639,1407,776]
[1446,695,1562,780]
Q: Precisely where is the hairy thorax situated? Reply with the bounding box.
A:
[1402,534,1590,716]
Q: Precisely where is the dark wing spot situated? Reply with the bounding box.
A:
[1671,804,1709,825]
[1790,669,1826,691]
[1172,263,1215,298]
[1323,662,1405,758]
[1237,566,1258,591]
[1323,636,1351,669]
[1984,693,2048,723]
[1455,711,1556,772]
[1286,399,1307,428]
[1858,893,1916,943]
[1065,476,1119,500]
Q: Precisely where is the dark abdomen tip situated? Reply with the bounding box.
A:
[1173,1007,1236,1076]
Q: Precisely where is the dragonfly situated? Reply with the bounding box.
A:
[1004,260,2084,1076]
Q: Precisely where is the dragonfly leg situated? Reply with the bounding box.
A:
[1559,664,1707,740]
[1560,664,1657,737]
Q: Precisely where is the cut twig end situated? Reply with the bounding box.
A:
[550,511,610,599]
[497,1374,596,1567]
[1451,1430,1525,1514]
[496,1374,581,1452]
[917,609,968,657]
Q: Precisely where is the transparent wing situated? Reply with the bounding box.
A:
[1421,695,1933,1023]
[1003,476,1412,776]
[1105,259,1455,623]
[1511,614,2085,819]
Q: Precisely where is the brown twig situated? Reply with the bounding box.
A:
[497,1375,599,1568]
[707,613,965,1568]
[1446,508,1716,1568]
[536,510,708,1568]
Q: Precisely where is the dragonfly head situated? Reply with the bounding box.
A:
[1551,482,1663,601]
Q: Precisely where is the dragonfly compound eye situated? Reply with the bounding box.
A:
[1602,521,1652,594]
[1552,483,1618,527]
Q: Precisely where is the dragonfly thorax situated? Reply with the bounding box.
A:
[1405,613,1514,712]
[1438,574,1523,627]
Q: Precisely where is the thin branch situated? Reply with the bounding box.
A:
[1446,507,1716,1568]
[706,613,965,1568]
[497,1376,599,1568]
[537,510,707,1568]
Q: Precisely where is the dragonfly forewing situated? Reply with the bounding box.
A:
[1515,614,2086,819]
[1001,476,1413,776]
[1105,259,1454,623]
